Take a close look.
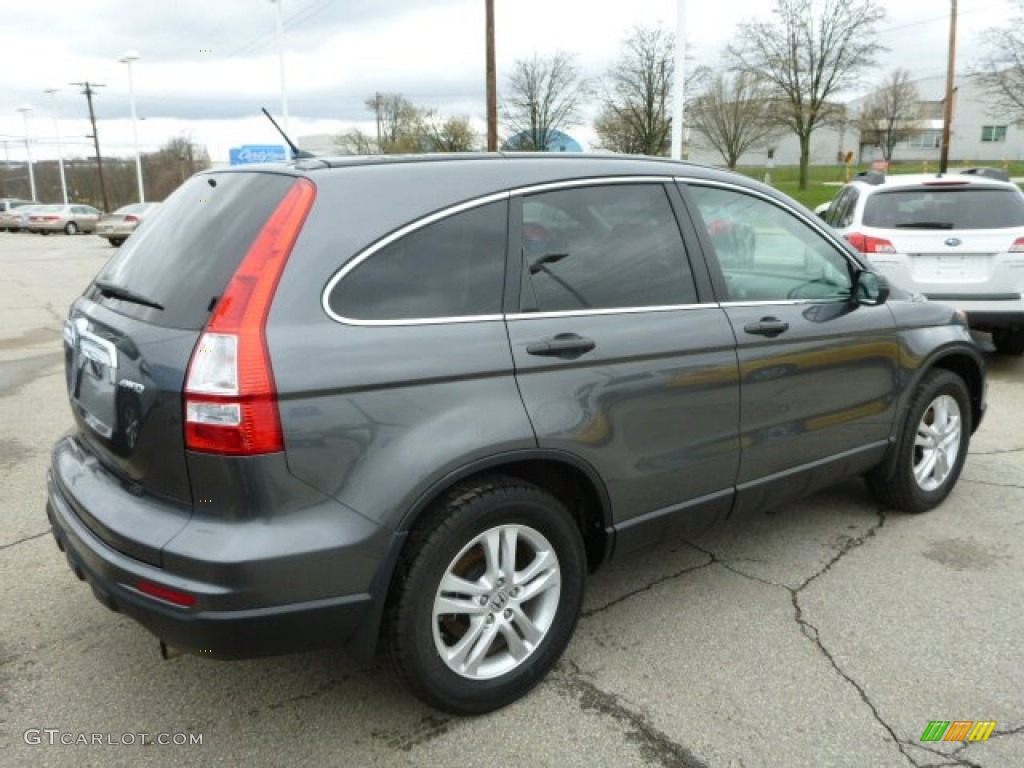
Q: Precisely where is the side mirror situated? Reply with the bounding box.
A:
[855,270,890,306]
[814,202,831,220]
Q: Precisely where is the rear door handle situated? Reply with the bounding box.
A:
[526,333,596,358]
[743,318,790,338]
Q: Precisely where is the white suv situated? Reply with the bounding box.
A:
[821,168,1024,354]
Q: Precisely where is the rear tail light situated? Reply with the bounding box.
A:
[184,178,316,455]
[1010,237,1024,253]
[125,215,139,223]
[845,232,897,255]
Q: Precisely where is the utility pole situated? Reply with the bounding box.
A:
[72,82,110,211]
[485,0,497,152]
[670,0,687,160]
[939,0,958,174]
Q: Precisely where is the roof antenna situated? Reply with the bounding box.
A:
[261,107,315,159]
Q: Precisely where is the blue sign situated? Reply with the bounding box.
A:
[229,144,288,165]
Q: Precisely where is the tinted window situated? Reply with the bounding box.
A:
[328,200,507,321]
[90,172,296,330]
[520,184,696,312]
[826,187,858,228]
[691,185,853,302]
[863,187,1024,229]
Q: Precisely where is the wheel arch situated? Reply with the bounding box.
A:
[398,449,614,574]
[923,348,985,434]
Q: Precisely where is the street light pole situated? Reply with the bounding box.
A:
[119,50,145,203]
[271,0,289,134]
[44,88,69,204]
[14,104,37,201]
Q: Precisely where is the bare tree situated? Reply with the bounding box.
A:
[365,92,425,153]
[422,113,480,152]
[334,127,379,155]
[594,26,675,155]
[502,52,589,150]
[856,69,921,162]
[977,0,1024,124]
[727,0,886,189]
[688,71,782,168]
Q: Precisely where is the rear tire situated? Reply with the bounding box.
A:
[109,238,125,247]
[64,222,78,235]
[992,329,1024,355]
[866,370,971,513]
[385,476,585,715]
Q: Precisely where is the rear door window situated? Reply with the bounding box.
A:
[89,172,296,329]
[519,184,697,312]
[863,187,1024,229]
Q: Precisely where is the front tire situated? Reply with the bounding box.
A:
[385,477,585,715]
[867,370,971,513]
[64,221,78,235]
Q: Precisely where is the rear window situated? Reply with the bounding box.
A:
[89,172,295,329]
[863,187,1024,230]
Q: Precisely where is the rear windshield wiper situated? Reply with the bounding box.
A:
[94,279,165,311]
[893,221,954,229]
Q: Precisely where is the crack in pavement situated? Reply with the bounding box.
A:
[581,552,714,618]
[681,510,961,768]
[961,478,1024,491]
[971,447,1024,456]
[0,530,50,552]
[557,659,710,768]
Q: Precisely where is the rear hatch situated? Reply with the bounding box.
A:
[859,185,1024,295]
[61,170,300,553]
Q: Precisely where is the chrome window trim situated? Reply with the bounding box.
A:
[506,303,710,321]
[512,175,673,197]
[322,176,678,327]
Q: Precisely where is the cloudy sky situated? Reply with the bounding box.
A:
[0,0,1015,164]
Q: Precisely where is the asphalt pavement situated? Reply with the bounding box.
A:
[1,232,1021,768]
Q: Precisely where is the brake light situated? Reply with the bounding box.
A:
[184,178,316,455]
[922,180,969,186]
[1010,237,1024,253]
[125,214,139,223]
[845,232,897,255]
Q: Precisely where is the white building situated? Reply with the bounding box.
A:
[686,72,1023,169]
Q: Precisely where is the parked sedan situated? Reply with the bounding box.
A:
[96,202,161,246]
[0,203,42,233]
[28,204,103,235]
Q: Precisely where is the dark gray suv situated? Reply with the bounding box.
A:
[47,154,986,714]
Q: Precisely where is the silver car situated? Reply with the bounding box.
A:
[29,204,103,235]
[96,202,161,246]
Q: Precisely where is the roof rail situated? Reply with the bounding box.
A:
[960,167,1011,183]
[855,170,885,185]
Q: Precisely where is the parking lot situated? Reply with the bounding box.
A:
[1,231,1021,768]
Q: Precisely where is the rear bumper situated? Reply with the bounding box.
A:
[46,450,402,660]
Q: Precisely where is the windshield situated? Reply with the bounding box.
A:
[863,187,1024,230]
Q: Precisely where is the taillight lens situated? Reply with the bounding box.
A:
[125,214,139,223]
[1010,237,1024,253]
[845,232,897,255]
[136,580,197,607]
[184,178,316,455]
